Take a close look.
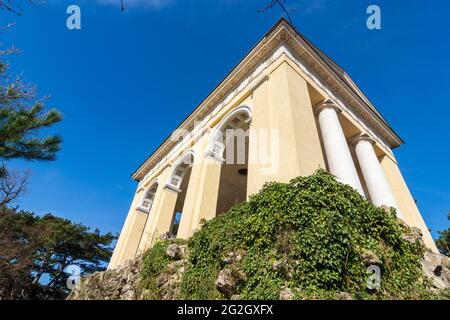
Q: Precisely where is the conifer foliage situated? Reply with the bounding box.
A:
[0,52,62,162]
[0,208,116,299]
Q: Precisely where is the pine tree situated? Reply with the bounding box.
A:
[0,208,116,299]
[436,212,450,256]
[0,50,62,162]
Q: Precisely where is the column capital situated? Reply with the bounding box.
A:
[349,133,375,147]
[314,99,342,115]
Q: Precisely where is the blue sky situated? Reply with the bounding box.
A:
[1,0,449,239]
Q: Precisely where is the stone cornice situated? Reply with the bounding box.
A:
[132,19,403,182]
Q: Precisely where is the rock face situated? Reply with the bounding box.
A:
[360,249,381,265]
[68,242,188,300]
[397,222,450,291]
[67,255,142,300]
[422,250,450,290]
[166,243,182,260]
[402,227,424,245]
[69,247,450,300]
[68,234,449,300]
[215,269,239,298]
[144,245,188,300]
[279,288,294,300]
[338,292,353,300]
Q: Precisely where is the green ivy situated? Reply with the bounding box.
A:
[139,239,187,299]
[143,170,442,300]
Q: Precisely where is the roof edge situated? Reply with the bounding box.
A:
[132,18,403,181]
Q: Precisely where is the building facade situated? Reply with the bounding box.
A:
[109,19,437,269]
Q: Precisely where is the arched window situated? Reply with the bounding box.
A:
[162,151,195,238]
[207,105,253,215]
[166,151,194,192]
[205,106,252,163]
[137,181,158,213]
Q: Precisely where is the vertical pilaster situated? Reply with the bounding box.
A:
[136,181,164,253]
[379,154,439,252]
[176,148,203,239]
[247,60,325,196]
[117,209,149,263]
[177,136,222,239]
[191,158,222,232]
[151,188,178,238]
[108,188,143,269]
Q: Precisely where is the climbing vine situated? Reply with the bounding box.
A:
[141,170,448,300]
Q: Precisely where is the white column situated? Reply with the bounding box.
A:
[353,135,403,218]
[316,101,365,196]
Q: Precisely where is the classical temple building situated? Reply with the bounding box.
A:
[109,18,437,269]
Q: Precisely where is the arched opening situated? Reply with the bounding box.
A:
[211,106,251,215]
[137,181,159,213]
[165,151,194,238]
[133,180,159,257]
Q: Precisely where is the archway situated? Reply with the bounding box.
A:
[137,180,159,213]
[134,180,159,255]
[165,151,194,237]
[209,106,251,215]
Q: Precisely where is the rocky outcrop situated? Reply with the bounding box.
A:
[360,248,381,265]
[141,243,188,300]
[402,226,424,245]
[422,250,450,290]
[338,292,353,300]
[68,242,188,300]
[397,221,450,291]
[166,243,183,260]
[279,288,294,300]
[67,255,143,300]
[215,269,240,299]
[68,225,449,300]
[69,246,449,300]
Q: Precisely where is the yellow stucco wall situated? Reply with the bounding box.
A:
[176,136,222,239]
[380,154,438,252]
[136,167,171,253]
[247,57,326,195]
[109,188,144,269]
